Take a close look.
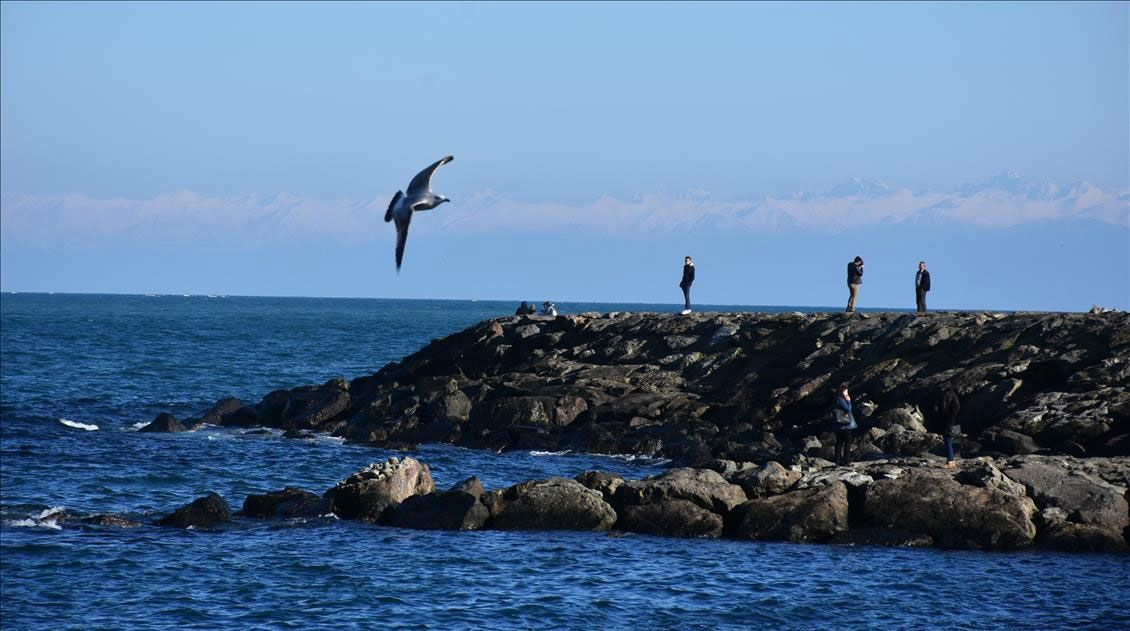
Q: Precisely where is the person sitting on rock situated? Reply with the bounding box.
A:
[515,301,537,315]
[833,384,858,466]
[540,301,557,317]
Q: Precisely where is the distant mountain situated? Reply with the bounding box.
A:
[1,174,1126,248]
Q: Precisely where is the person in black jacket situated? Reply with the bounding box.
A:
[929,387,962,468]
[679,256,695,314]
[915,261,931,313]
[845,256,863,312]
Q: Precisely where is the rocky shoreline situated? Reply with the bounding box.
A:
[131,310,1130,552]
[70,453,1129,553]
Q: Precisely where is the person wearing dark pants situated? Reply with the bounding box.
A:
[833,384,858,466]
[930,387,962,468]
[915,261,931,313]
[846,256,863,312]
[679,256,695,314]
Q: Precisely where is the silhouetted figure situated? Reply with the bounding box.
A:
[846,256,863,312]
[679,256,695,314]
[515,301,536,315]
[915,261,932,313]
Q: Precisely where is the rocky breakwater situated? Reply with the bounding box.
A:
[153,310,1130,464]
[140,454,1127,553]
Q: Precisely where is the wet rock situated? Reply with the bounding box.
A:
[82,514,142,528]
[242,487,334,519]
[490,478,616,531]
[139,412,185,433]
[156,492,231,529]
[191,397,243,427]
[729,482,850,542]
[323,457,435,523]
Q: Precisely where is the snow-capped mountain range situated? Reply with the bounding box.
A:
[2,173,1126,247]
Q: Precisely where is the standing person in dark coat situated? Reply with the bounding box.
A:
[915,261,932,313]
[832,384,858,466]
[846,256,863,312]
[930,387,962,468]
[679,256,695,315]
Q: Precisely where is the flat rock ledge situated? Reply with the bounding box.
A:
[156,310,1130,465]
[131,455,1128,553]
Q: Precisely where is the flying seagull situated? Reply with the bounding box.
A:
[384,155,454,271]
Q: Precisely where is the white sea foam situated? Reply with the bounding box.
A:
[59,418,98,431]
[131,421,148,430]
[529,450,572,456]
[7,506,67,530]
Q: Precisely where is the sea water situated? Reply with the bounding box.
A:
[1,294,1127,629]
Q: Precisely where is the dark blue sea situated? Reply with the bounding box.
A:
[1,294,1127,629]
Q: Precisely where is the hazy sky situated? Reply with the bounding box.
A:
[1,2,1127,309]
[2,1,1126,201]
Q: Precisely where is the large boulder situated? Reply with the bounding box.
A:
[489,478,616,531]
[242,487,334,519]
[139,412,185,433]
[616,499,724,538]
[728,482,850,542]
[613,468,747,514]
[323,457,435,523]
[1002,460,1129,549]
[574,470,626,503]
[387,477,489,531]
[191,397,243,427]
[731,461,802,498]
[862,469,1037,549]
[156,492,231,528]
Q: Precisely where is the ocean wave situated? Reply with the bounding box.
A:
[6,506,67,530]
[529,450,572,457]
[59,418,98,431]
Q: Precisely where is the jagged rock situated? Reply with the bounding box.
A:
[150,311,1130,465]
[192,397,243,427]
[242,487,334,519]
[156,492,231,528]
[613,468,747,514]
[955,461,1028,497]
[731,461,802,498]
[387,477,489,530]
[139,412,185,433]
[616,499,724,538]
[729,482,850,542]
[323,457,435,523]
[863,469,1036,549]
[1002,461,1129,535]
[574,470,626,503]
[489,478,616,531]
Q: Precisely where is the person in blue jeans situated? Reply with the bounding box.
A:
[833,385,858,466]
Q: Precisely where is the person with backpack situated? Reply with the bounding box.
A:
[930,387,962,468]
[832,384,858,466]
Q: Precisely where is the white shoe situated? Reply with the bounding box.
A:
[680,309,691,315]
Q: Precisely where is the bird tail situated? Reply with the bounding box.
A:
[385,191,403,222]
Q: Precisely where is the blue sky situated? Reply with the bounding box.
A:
[1,2,1127,310]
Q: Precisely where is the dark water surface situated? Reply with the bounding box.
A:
[2,294,1127,629]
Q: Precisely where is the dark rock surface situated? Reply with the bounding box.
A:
[139,412,185,433]
[242,487,334,519]
[168,311,1129,464]
[156,492,231,529]
[387,477,490,530]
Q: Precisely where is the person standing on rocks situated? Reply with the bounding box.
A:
[915,261,931,313]
[679,256,695,315]
[833,384,858,465]
[931,387,962,468]
[846,256,864,312]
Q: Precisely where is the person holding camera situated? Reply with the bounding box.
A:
[845,256,864,312]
